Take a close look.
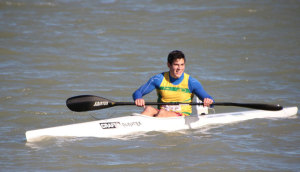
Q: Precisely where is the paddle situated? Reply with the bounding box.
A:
[66,95,283,112]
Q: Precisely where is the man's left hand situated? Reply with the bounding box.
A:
[203,98,214,107]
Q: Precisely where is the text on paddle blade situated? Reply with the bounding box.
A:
[93,101,109,106]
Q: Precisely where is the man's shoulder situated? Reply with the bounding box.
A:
[187,74,200,84]
[184,73,193,80]
[151,72,165,79]
[147,72,165,85]
[184,72,190,77]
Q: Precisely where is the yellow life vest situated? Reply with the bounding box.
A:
[156,72,194,116]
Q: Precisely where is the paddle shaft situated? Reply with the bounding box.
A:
[114,102,282,111]
[66,95,283,112]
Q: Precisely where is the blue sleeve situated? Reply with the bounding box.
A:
[188,76,214,102]
[132,73,164,101]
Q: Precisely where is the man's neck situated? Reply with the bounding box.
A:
[169,72,184,83]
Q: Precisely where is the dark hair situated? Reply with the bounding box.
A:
[167,50,186,64]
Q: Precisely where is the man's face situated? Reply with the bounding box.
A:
[168,58,185,79]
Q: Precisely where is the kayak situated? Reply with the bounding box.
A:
[25,106,298,142]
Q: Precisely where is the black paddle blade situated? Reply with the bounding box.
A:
[66,95,115,112]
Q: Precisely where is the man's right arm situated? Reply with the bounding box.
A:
[132,73,164,106]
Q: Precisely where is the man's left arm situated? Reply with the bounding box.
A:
[188,76,214,107]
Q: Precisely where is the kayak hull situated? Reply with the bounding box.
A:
[25,107,298,142]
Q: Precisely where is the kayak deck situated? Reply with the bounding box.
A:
[25,107,298,142]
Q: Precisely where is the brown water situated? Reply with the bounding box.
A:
[0,0,299,171]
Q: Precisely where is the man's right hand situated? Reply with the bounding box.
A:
[135,98,145,107]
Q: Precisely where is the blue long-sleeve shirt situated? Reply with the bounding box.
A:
[132,72,214,102]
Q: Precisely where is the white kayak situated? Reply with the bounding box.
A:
[25,106,298,142]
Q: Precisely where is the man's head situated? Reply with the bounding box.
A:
[167,50,186,79]
[167,50,186,65]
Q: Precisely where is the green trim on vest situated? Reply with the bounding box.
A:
[159,86,191,93]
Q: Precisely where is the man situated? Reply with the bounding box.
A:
[132,50,214,117]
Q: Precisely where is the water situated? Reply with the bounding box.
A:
[1,0,300,171]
